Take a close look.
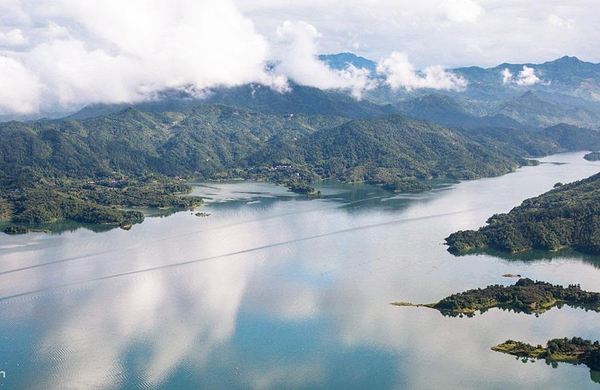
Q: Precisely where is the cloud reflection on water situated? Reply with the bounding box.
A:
[0,152,600,388]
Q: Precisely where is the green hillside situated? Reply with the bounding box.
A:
[2,101,600,231]
[446,172,600,254]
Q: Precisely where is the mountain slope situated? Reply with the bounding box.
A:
[246,114,534,186]
[67,83,396,121]
[4,102,600,229]
[498,91,600,129]
[453,56,600,101]
[318,53,378,74]
[396,93,523,129]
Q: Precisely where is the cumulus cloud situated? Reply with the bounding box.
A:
[442,0,485,23]
[273,21,376,99]
[516,66,541,86]
[0,28,28,46]
[0,0,285,114]
[501,68,513,85]
[377,52,468,91]
[0,56,40,113]
[500,66,543,87]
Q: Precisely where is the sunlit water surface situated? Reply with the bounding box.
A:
[1,152,600,389]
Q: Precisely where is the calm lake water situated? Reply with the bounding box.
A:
[1,151,600,389]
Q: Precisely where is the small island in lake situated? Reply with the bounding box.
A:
[445,172,600,255]
[492,337,600,372]
[584,152,600,161]
[392,278,600,316]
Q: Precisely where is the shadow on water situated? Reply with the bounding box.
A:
[315,179,457,214]
[591,370,600,384]
[0,208,189,235]
[435,302,600,318]
[0,220,117,235]
[511,356,600,386]
[449,247,600,269]
[3,179,456,236]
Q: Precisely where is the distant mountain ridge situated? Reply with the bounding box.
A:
[16,54,598,132]
[65,83,395,121]
[317,53,600,103]
[318,53,378,74]
[453,55,600,101]
[395,93,523,130]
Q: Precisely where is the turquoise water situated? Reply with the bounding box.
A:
[1,151,600,389]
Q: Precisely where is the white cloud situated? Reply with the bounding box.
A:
[39,22,71,39]
[0,0,284,114]
[0,56,40,114]
[548,14,572,28]
[501,66,543,87]
[1,0,595,114]
[442,0,485,23]
[377,51,468,91]
[0,28,28,46]
[501,68,513,84]
[236,1,600,69]
[273,21,376,99]
[516,65,540,86]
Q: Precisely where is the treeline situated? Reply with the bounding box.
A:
[446,172,600,254]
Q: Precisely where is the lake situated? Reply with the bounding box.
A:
[1,151,600,389]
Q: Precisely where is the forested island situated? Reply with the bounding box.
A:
[493,338,600,373]
[392,278,600,316]
[584,152,600,161]
[446,172,600,254]
[3,100,600,232]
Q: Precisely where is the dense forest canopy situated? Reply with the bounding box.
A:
[2,96,600,231]
[446,172,600,254]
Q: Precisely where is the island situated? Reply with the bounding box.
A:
[492,337,600,377]
[445,172,600,254]
[584,151,600,161]
[392,278,600,316]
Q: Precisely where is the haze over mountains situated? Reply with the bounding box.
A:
[24,53,595,133]
[321,53,600,101]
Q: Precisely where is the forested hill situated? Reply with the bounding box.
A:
[0,105,347,179]
[3,104,600,189]
[246,115,530,189]
[446,172,600,254]
[2,102,600,229]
